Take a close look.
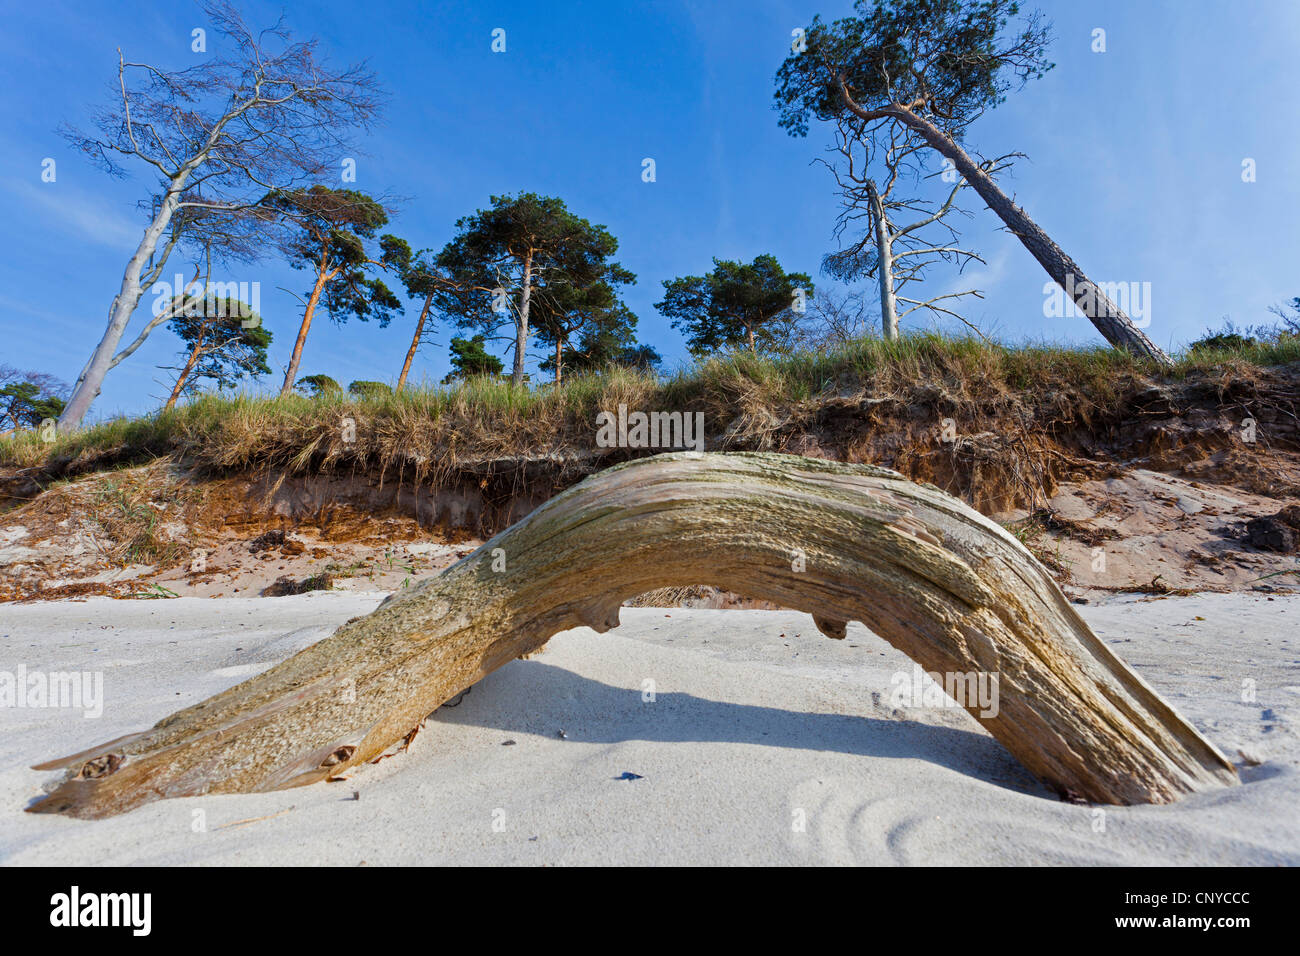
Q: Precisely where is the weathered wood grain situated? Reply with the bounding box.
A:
[29,452,1237,818]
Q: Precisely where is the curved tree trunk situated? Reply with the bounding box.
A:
[29,452,1235,819]
[843,94,1173,366]
[58,190,185,430]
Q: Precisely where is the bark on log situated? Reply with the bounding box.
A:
[29,452,1237,818]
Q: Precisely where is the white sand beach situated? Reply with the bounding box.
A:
[1,592,1297,865]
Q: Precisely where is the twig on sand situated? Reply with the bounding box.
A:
[213,806,295,831]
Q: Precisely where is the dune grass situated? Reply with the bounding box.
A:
[3,332,1296,479]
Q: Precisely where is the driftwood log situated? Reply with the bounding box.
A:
[30,452,1237,818]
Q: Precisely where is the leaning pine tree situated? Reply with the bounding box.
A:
[266,187,405,395]
[160,296,271,409]
[775,0,1171,365]
[381,239,451,391]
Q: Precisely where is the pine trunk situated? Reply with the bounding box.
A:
[512,250,534,385]
[883,106,1171,365]
[396,292,434,391]
[163,319,210,411]
[280,258,332,396]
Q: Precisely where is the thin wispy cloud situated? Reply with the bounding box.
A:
[6,180,143,249]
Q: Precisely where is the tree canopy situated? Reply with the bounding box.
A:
[656,254,813,355]
[269,187,404,326]
[0,367,68,432]
[773,0,1052,140]
[295,374,342,397]
[382,236,445,302]
[539,299,658,377]
[432,193,628,382]
[532,262,637,383]
[443,335,505,383]
[348,380,394,398]
[162,296,271,407]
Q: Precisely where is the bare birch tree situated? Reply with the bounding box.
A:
[821,118,1006,339]
[57,0,383,429]
[74,206,266,395]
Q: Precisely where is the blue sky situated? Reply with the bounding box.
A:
[2,0,1298,420]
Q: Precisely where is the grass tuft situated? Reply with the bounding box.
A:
[4,332,1296,485]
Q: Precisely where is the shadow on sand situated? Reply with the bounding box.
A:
[433,658,1051,799]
